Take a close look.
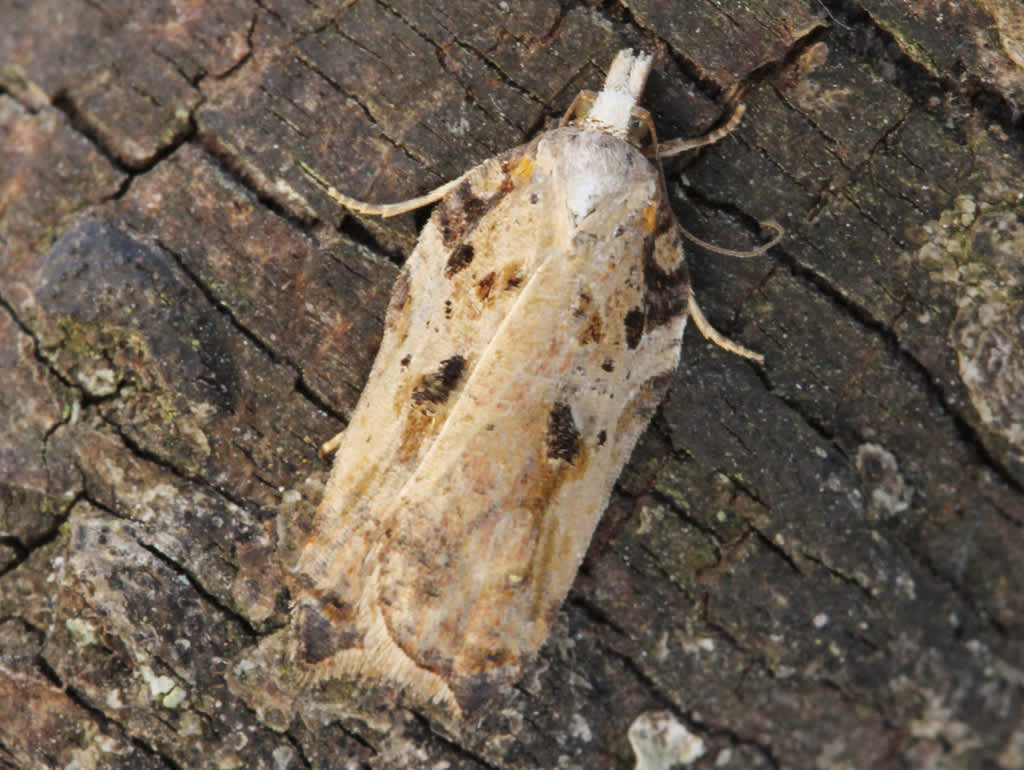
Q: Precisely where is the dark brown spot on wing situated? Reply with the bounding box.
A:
[505,269,524,290]
[412,355,467,405]
[624,308,645,349]
[546,401,581,463]
[435,180,497,249]
[476,271,496,302]
[655,203,675,236]
[295,595,361,664]
[601,359,614,372]
[573,291,592,318]
[642,203,690,329]
[643,259,688,329]
[445,243,475,278]
[578,310,604,344]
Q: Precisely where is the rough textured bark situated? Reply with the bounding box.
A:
[2,1,1022,768]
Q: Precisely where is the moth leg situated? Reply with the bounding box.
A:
[630,99,772,363]
[299,161,469,219]
[681,219,783,258]
[686,286,765,365]
[319,430,346,458]
[644,102,747,158]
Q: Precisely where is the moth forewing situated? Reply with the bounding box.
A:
[231,48,763,726]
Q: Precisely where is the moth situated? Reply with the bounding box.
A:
[233,49,777,727]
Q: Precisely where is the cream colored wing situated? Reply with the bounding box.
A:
[290,126,692,716]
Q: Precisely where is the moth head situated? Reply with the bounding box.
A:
[576,49,655,147]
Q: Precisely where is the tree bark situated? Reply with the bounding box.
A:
[1,1,1022,768]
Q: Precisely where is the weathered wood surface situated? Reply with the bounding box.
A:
[2,1,1023,768]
